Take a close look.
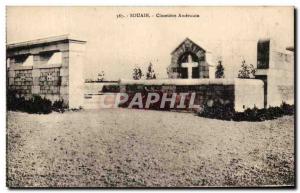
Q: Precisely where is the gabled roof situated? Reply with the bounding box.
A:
[171,37,206,55]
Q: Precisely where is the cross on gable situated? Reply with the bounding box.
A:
[181,55,198,79]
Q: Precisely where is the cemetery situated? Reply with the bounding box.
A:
[5,6,295,188]
[6,35,295,187]
[6,36,294,115]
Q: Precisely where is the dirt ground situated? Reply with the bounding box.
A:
[7,109,294,187]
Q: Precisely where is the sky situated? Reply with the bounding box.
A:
[6,6,294,80]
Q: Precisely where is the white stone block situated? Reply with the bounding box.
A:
[32,69,40,77]
[61,76,69,86]
[209,65,216,79]
[8,70,15,77]
[32,86,40,94]
[234,78,264,112]
[60,68,69,76]
[8,78,14,85]
[60,86,69,95]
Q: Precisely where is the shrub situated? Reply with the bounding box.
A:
[31,95,52,114]
[237,60,256,79]
[9,94,53,114]
[265,106,284,119]
[242,107,260,121]
[198,101,294,122]
[52,100,65,113]
[132,66,143,80]
[146,62,157,80]
[7,90,65,114]
[281,102,294,115]
[199,100,235,120]
[7,90,25,111]
[215,60,225,78]
[102,84,120,93]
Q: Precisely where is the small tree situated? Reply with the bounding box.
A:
[215,60,225,78]
[238,60,256,79]
[249,64,256,77]
[97,71,105,81]
[146,62,157,79]
[132,66,143,80]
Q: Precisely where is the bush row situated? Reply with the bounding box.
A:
[198,100,294,122]
[7,90,65,114]
[102,85,120,93]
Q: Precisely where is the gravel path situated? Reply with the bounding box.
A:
[7,109,294,187]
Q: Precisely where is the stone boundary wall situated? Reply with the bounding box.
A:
[119,79,235,111]
[120,78,264,112]
[8,64,66,103]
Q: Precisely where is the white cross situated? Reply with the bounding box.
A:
[181,54,198,79]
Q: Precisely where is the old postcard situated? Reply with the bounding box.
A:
[6,6,295,188]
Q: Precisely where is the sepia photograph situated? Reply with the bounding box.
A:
[6,6,295,188]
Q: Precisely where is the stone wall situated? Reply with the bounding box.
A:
[8,64,66,103]
[7,35,86,108]
[123,84,234,105]
[119,79,264,112]
[9,68,32,95]
[39,68,61,95]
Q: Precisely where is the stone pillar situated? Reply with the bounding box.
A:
[209,65,216,79]
[31,67,40,94]
[60,50,69,106]
[68,42,86,109]
[206,52,215,79]
[33,55,40,66]
[8,69,15,87]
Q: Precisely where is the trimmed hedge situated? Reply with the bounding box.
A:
[52,99,65,113]
[7,90,65,114]
[199,100,235,121]
[198,100,294,122]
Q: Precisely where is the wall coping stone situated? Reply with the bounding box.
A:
[7,34,86,50]
[34,63,62,69]
[120,78,235,85]
[9,63,62,71]
[9,65,33,70]
[120,78,264,86]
